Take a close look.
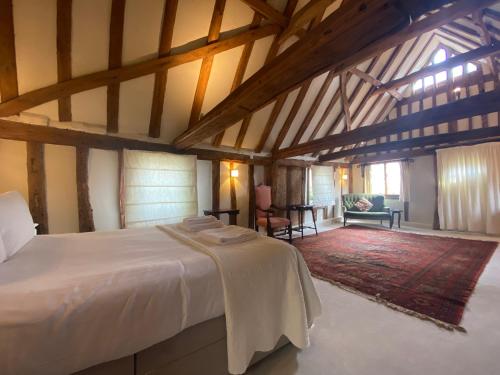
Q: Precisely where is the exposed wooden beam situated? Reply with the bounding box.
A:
[188,0,226,128]
[26,142,48,234]
[290,70,335,146]
[214,12,262,147]
[56,0,72,121]
[234,116,252,149]
[275,87,500,158]
[76,146,95,232]
[320,126,500,161]
[0,0,18,101]
[0,118,272,164]
[0,24,280,118]
[277,0,334,43]
[240,0,289,27]
[350,67,403,100]
[255,94,286,153]
[472,10,499,81]
[148,0,178,138]
[212,160,220,210]
[272,79,312,152]
[340,72,352,132]
[107,0,126,133]
[372,42,500,95]
[174,0,493,149]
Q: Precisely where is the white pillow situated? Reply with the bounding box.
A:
[0,235,6,263]
[0,191,36,259]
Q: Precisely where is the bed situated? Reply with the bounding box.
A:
[0,192,321,375]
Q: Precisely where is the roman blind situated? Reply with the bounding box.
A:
[122,150,198,228]
[311,165,334,206]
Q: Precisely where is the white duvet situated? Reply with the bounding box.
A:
[0,226,321,375]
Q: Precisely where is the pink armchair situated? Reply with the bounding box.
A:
[254,185,292,243]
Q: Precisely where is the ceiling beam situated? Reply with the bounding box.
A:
[274,87,500,158]
[372,41,500,96]
[174,0,488,149]
[319,126,500,161]
[350,67,403,100]
[277,0,335,43]
[56,0,72,122]
[340,72,352,132]
[0,0,18,101]
[240,0,289,27]
[0,24,280,118]
[148,0,178,138]
[0,119,272,164]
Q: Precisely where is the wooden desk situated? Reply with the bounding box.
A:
[203,208,240,225]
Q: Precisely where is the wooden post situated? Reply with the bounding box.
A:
[26,142,49,234]
[248,164,255,229]
[56,0,72,121]
[348,165,353,194]
[211,160,220,210]
[76,146,95,232]
[432,152,440,230]
[118,149,126,228]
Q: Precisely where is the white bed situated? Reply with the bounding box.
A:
[0,225,321,375]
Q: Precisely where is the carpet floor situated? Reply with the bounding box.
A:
[248,224,500,375]
[294,225,497,330]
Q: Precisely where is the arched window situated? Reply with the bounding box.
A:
[413,48,479,93]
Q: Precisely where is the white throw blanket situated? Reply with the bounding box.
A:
[198,225,257,245]
[158,225,322,374]
[183,215,217,225]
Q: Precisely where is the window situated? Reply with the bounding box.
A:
[413,48,479,93]
[367,162,401,199]
[121,150,198,228]
[310,165,334,206]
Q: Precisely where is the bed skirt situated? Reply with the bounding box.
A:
[75,316,290,375]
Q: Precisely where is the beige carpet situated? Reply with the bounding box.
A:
[248,224,500,375]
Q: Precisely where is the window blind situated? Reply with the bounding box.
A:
[311,165,334,206]
[122,150,198,228]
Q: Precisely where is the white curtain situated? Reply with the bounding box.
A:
[437,142,500,235]
[400,160,411,203]
[311,165,334,206]
[122,150,198,228]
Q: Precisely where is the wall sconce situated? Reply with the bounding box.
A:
[342,174,348,180]
[230,169,239,178]
[453,87,461,100]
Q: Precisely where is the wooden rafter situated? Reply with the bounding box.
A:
[472,10,499,81]
[372,42,500,96]
[174,0,495,149]
[107,0,126,133]
[349,67,403,100]
[0,0,18,101]
[277,0,334,43]
[214,11,262,147]
[148,0,178,138]
[56,0,72,121]
[255,94,287,153]
[275,87,500,159]
[0,24,280,117]
[272,79,312,152]
[290,70,335,146]
[340,72,352,132]
[240,0,289,27]
[188,0,226,128]
[234,116,252,149]
[319,126,500,161]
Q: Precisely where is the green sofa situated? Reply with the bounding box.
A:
[342,194,393,228]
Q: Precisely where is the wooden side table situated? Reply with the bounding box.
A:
[203,208,240,225]
[391,209,403,228]
[287,204,318,239]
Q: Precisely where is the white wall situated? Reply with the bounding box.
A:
[196,160,212,216]
[0,139,29,202]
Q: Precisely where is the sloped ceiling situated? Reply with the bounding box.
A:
[1,0,498,158]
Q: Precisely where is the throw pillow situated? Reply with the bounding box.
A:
[354,198,373,212]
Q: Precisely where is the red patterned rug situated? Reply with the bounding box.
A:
[295,225,497,331]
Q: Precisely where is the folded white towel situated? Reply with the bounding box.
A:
[198,225,257,245]
[183,215,217,225]
[178,220,223,232]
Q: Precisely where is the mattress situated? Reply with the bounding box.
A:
[0,227,225,375]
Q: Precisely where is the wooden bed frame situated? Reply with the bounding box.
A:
[75,316,290,375]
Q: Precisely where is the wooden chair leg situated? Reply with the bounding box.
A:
[344,217,347,226]
[288,224,292,243]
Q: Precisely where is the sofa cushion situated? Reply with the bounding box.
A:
[354,198,373,212]
[342,194,385,212]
